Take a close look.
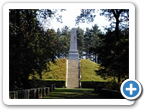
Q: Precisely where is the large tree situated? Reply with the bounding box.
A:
[9,9,60,90]
[75,9,129,82]
[100,9,129,82]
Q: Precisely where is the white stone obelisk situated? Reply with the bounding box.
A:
[67,28,80,88]
[68,28,78,60]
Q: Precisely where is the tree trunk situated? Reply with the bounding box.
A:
[115,18,121,82]
[95,53,96,63]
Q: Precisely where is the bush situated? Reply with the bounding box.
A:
[81,80,107,88]
[29,79,65,88]
[104,79,122,91]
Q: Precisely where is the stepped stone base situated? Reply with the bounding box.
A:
[67,60,79,88]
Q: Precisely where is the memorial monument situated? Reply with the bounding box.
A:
[67,28,80,88]
[68,28,79,60]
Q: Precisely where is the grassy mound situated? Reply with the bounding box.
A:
[29,58,66,80]
[81,59,107,81]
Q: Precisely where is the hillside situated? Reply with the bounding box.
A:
[29,58,109,81]
[29,58,66,80]
[81,59,107,81]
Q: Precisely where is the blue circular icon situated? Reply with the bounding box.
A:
[123,81,139,97]
[121,79,142,100]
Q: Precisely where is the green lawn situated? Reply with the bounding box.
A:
[43,88,105,99]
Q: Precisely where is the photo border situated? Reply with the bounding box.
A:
[3,2,135,105]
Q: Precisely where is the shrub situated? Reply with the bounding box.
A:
[29,79,65,88]
[104,79,122,91]
[81,80,107,88]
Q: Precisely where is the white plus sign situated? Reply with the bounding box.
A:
[126,83,137,95]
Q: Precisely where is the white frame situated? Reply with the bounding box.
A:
[3,3,135,105]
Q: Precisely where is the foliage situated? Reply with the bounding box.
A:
[81,80,107,88]
[9,9,61,91]
[100,9,129,31]
[104,79,122,91]
[75,9,96,25]
[96,28,129,81]
[59,26,71,58]
[76,27,85,58]
[76,9,129,82]
[29,79,65,88]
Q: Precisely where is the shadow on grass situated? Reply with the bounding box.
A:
[43,88,105,99]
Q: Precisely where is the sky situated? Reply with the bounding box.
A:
[39,9,112,33]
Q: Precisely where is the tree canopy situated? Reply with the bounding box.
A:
[75,9,129,82]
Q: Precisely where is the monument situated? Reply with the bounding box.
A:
[67,28,80,88]
[68,28,79,60]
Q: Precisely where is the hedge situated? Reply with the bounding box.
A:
[29,79,65,88]
[81,80,108,88]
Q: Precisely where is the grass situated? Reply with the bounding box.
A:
[29,58,66,80]
[29,58,114,81]
[81,59,115,82]
[81,59,106,81]
[43,88,105,99]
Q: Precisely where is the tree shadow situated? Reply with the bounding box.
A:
[43,88,105,99]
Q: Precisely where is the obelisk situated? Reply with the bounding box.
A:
[68,28,79,60]
[67,28,80,88]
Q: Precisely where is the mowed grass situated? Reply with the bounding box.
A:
[81,59,112,81]
[29,58,114,82]
[43,88,105,99]
[29,58,66,80]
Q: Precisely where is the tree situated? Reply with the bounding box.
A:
[59,26,71,58]
[89,24,103,63]
[10,9,41,90]
[75,9,96,25]
[75,9,129,82]
[83,28,94,59]
[56,28,61,58]
[9,9,60,90]
[76,27,85,58]
[37,9,66,30]
[97,28,129,81]
[100,9,129,82]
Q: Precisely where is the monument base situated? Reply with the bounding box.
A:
[68,53,79,60]
[68,50,79,60]
[69,50,78,53]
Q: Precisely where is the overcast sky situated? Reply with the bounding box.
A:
[39,9,112,33]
